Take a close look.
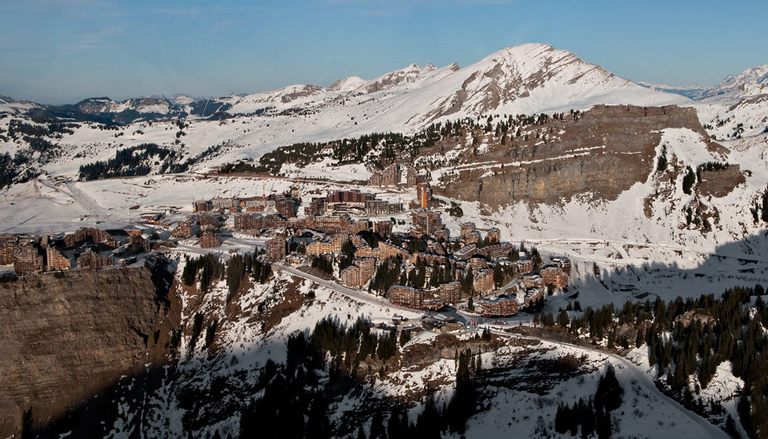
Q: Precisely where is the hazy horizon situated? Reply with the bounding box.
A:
[2,0,766,104]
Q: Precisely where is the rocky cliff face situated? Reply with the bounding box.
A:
[432,105,722,206]
[0,266,179,438]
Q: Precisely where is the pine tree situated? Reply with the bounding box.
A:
[595,408,612,439]
[370,411,387,439]
[682,166,696,194]
[594,366,623,412]
[762,187,768,222]
[554,404,567,433]
[306,396,331,439]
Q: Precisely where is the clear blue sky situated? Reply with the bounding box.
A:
[1,0,766,104]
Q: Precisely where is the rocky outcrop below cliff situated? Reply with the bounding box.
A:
[0,264,179,438]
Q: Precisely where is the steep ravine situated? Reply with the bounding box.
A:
[0,265,180,438]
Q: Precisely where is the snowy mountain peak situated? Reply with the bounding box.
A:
[2,42,690,129]
[413,42,685,124]
[703,64,768,100]
[327,76,366,92]
[364,63,439,93]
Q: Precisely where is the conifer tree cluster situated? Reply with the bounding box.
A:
[369,257,403,294]
[554,366,622,438]
[182,253,270,296]
[249,110,582,175]
[561,285,768,438]
[78,143,188,180]
[752,186,768,224]
[240,321,481,438]
[682,166,696,194]
[310,316,399,370]
[310,255,333,274]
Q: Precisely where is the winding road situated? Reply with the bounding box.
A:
[274,262,728,438]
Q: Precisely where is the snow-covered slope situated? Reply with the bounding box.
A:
[701,65,768,101]
[0,43,694,178]
[214,43,687,130]
[638,82,709,100]
[0,96,39,115]
[692,65,768,140]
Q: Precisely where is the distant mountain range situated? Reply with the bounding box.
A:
[2,45,766,130]
[1,43,687,126]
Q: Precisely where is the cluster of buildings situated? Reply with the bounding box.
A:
[0,167,573,326]
[305,189,403,217]
[0,227,155,276]
[1,172,572,323]
[260,195,571,316]
[194,191,300,218]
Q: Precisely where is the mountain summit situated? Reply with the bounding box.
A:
[701,64,768,100]
[4,43,688,130]
[209,43,686,131]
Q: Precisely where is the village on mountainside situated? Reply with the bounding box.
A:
[0,162,571,320]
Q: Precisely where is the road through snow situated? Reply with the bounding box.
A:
[276,263,727,438]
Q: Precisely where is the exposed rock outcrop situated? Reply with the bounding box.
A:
[433,105,720,206]
[0,267,180,438]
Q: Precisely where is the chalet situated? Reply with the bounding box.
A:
[486,228,501,244]
[45,246,71,271]
[306,234,348,256]
[477,297,518,317]
[77,249,114,270]
[540,265,569,289]
[438,281,462,304]
[473,269,495,296]
[387,285,423,308]
[198,232,221,248]
[265,236,287,262]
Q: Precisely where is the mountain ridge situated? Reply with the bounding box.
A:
[2,43,687,125]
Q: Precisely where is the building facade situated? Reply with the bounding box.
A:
[387,285,423,308]
[265,236,287,262]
